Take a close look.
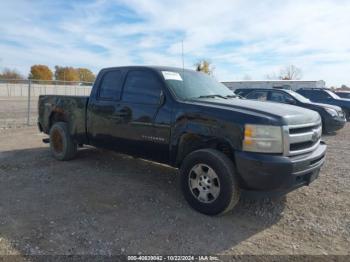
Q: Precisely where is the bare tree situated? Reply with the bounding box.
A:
[279,65,302,80]
[194,59,215,75]
[0,68,24,80]
[265,65,302,80]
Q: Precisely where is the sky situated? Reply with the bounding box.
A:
[0,0,350,86]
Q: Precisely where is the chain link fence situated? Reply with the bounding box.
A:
[0,79,93,129]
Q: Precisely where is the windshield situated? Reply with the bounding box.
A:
[284,90,311,103]
[161,70,235,100]
[326,90,341,99]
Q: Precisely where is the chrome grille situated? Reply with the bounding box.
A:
[283,121,322,156]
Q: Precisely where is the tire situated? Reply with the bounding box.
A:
[49,122,77,161]
[345,110,350,121]
[180,149,240,215]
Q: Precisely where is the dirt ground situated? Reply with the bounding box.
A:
[0,97,38,128]
[0,125,349,256]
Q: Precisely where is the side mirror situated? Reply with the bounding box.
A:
[159,90,165,105]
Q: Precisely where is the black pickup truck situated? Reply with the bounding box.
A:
[38,66,326,215]
[234,88,346,133]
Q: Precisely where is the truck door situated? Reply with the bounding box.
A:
[87,69,125,149]
[116,69,171,163]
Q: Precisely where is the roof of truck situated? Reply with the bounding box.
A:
[101,65,192,72]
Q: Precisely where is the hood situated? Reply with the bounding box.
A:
[337,97,350,103]
[304,101,342,111]
[191,98,320,126]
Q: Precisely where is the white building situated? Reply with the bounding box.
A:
[222,80,326,91]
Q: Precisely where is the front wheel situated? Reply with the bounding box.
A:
[345,110,350,121]
[180,149,240,215]
[49,122,77,161]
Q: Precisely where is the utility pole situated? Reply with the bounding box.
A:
[27,79,31,125]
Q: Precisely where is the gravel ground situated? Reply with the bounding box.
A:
[0,125,349,256]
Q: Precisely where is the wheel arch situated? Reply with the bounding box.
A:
[49,109,68,130]
[175,132,235,167]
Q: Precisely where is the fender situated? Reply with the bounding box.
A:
[170,112,242,166]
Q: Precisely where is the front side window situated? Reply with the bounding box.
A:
[269,91,295,103]
[122,70,161,104]
[99,70,122,100]
[246,91,268,101]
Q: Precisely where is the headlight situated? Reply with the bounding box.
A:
[243,124,283,153]
[325,108,338,117]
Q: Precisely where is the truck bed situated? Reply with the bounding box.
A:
[38,95,89,143]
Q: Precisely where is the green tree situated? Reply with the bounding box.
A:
[194,59,214,75]
[29,64,53,81]
[77,68,95,83]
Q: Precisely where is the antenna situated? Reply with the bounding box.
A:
[181,40,185,93]
[181,40,185,70]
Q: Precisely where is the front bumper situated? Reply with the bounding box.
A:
[323,116,346,133]
[234,142,327,195]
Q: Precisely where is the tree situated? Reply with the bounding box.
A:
[0,68,24,80]
[265,65,302,80]
[54,66,79,82]
[279,65,302,80]
[194,59,215,75]
[77,68,95,82]
[29,65,53,81]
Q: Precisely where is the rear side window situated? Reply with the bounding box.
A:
[246,91,268,101]
[298,90,311,98]
[298,90,330,99]
[98,70,122,100]
[317,91,332,99]
[122,70,161,104]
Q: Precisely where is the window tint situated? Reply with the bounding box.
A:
[99,70,122,100]
[297,90,313,98]
[269,91,294,103]
[314,91,332,99]
[235,89,253,97]
[298,90,331,100]
[246,91,268,101]
[123,70,161,104]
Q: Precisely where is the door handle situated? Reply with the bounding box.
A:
[116,109,130,117]
[110,111,130,120]
[117,112,129,117]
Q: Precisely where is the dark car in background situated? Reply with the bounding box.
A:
[296,88,350,121]
[334,90,350,99]
[234,88,346,133]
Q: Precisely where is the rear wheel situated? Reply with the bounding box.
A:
[49,122,77,161]
[180,149,240,215]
